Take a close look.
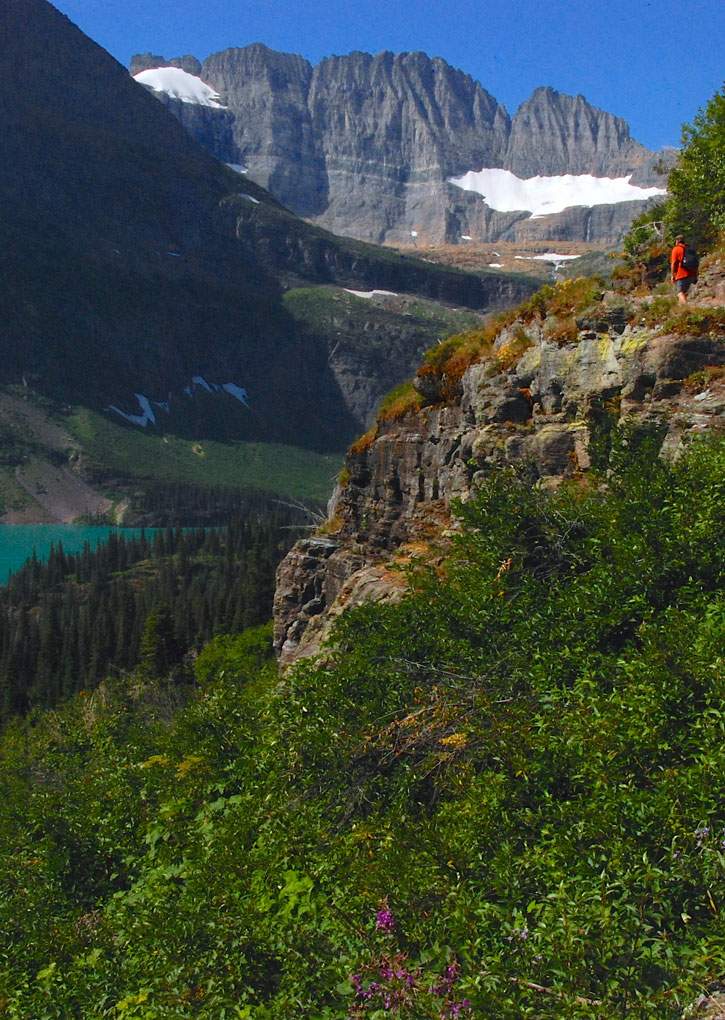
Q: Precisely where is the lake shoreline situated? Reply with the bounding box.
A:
[0,524,156,585]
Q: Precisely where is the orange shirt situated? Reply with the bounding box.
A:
[671,242,695,280]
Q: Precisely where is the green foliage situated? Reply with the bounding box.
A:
[637,292,679,327]
[376,381,423,422]
[137,606,184,682]
[421,330,490,373]
[0,508,304,723]
[68,408,342,505]
[620,84,725,279]
[193,623,274,685]
[622,205,668,259]
[668,85,725,247]
[540,276,605,319]
[658,305,725,337]
[414,329,492,405]
[3,435,725,1016]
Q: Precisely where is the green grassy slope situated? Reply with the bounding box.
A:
[0,390,341,524]
[68,408,341,503]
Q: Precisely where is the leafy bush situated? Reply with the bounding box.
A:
[349,425,378,454]
[491,325,534,367]
[622,205,668,259]
[4,434,725,1017]
[659,305,725,337]
[414,330,493,405]
[668,85,725,247]
[636,292,679,327]
[685,365,725,391]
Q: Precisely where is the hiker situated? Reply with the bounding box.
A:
[670,235,698,304]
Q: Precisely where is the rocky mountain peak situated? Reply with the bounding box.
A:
[130,52,202,76]
[204,42,312,82]
[505,86,654,181]
[132,44,668,245]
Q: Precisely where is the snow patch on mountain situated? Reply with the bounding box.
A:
[513,253,581,263]
[221,383,249,406]
[344,289,399,300]
[106,394,156,427]
[447,168,666,218]
[133,67,225,108]
[530,253,581,261]
[105,378,250,427]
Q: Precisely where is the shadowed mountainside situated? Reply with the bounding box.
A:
[0,0,537,463]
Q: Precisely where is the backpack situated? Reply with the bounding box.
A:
[681,246,699,272]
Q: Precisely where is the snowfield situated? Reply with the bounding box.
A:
[133,67,226,108]
[344,289,399,299]
[447,167,666,217]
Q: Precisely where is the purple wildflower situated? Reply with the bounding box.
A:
[694,826,710,848]
[376,907,395,934]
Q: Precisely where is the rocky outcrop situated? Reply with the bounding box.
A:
[274,264,725,667]
[133,46,668,246]
[144,91,238,165]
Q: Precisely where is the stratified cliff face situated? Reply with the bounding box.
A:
[304,50,511,238]
[274,261,725,667]
[504,87,656,181]
[133,46,667,245]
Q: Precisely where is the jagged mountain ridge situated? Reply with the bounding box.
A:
[0,0,537,462]
[132,45,667,245]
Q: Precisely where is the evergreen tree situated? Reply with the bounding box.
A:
[138,606,182,680]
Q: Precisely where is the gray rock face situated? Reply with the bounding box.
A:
[505,87,659,182]
[203,44,325,214]
[145,91,239,165]
[273,262,725,667]
[303,50,510,240]
[133,46,668,245]
[130,52,201,75]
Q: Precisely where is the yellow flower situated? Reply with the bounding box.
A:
[440,732,468,749]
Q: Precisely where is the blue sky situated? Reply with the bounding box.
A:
[53,0,723,151]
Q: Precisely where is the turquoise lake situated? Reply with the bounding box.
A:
[0,525,152,584]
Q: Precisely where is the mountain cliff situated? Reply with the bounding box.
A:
[0,0,536,465]
[133,46,668,245]
[274,256,725,666]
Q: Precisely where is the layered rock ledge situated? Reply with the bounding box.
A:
[274,263,725,668]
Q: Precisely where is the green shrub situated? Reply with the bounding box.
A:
[5,435,725,1017]
[376,381,424,422]
[668,85,725,247]
[660,305,725,336]
[193,622,274,685]
[637,292,679,327]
